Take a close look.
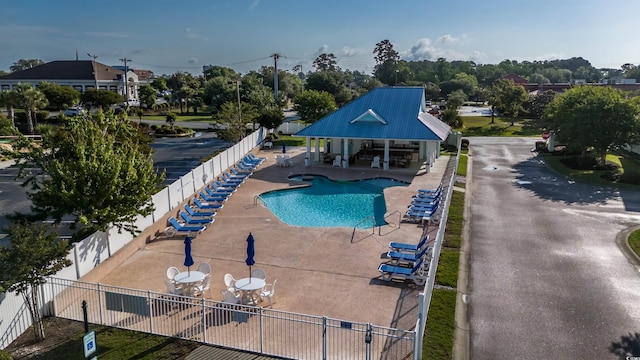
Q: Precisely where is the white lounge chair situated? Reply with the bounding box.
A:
[371,156,380,168]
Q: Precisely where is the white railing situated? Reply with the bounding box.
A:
[47,277,415,359]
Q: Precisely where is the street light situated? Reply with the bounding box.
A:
[87,53,98,90]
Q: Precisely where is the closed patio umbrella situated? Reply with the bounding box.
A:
[184,236,195,275]
[282,141,286,154]
[246,233,255,282]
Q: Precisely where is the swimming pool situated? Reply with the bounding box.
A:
[258,176,407,228]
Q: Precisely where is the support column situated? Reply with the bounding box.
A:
[342,138,349,168]
[314,139,320,161]
[383,139,390,171]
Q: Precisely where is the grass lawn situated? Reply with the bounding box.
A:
[4,318,199,360]
[628,229,640,257]
[542,151,640,189]
[422,188,464,359]
[457,116,545,137]
[457,154,468,177]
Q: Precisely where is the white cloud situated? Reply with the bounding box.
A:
[470,51,487,62]
[315,44,330,55]
[340,46,362,57]
[436,34,459,44]
[185,28,207,41]
[403,38,435,61]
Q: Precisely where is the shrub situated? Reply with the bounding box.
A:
[461,138,469,149]
[0,349,13,360]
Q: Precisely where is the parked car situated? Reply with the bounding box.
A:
[63,107,85,116]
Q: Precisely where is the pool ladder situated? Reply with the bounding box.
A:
[350,210,402,243]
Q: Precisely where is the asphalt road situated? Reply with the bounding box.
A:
[467,137,640,359]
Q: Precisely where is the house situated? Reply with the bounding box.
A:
[0,60,140,100]
[294,87,451,171]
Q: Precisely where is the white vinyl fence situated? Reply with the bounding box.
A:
[0,128,461,359]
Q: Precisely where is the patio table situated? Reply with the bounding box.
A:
[234,277,266,305]
[174,271,205,296]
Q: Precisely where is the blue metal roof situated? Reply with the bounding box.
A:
[295,87,450,141]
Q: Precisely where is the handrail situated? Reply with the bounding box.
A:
[350,215,376,243]
[254,195,264,206]
[380,210,402,234]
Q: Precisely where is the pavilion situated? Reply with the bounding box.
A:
[294,87,451,171]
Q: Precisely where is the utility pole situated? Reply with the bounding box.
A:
[87,53,98,90]
[272,53,281,105]
[119,57,132,102]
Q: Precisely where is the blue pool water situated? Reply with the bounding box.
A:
[258,176,407,228]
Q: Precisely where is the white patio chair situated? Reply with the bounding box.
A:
[193,274,212,298]
[164,280,184,295]
[275,155,285,167]
[251,268,267,280]
[197,263,211,275]
[221,289,240,304]
[371,156,380,168]
[166,266,180,284]
[332,155,342,167]
[260,279,277,308]
[224,273,237,294]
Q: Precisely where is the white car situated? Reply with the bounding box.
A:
[63,107,85,116]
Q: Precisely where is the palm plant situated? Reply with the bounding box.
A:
[14,84,48,134]
[0,89,19,126]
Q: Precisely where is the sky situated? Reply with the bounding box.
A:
[1,0,639,77]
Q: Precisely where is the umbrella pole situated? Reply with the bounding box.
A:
[249,266,252,283]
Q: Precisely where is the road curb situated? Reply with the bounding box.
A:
[453,151,472,360]
[616,225,640,272]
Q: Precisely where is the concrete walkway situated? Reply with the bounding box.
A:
[81,146,450,330]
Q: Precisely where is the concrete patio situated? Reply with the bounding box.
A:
[80,146,450,331]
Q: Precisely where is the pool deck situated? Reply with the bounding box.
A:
[82,146,451,330]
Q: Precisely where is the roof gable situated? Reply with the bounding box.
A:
[350,109,387,124]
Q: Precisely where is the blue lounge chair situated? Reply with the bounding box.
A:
[211,181,236,193]
[200,190,228,203]
[245,153,265,164]
[204,186,230,200]
[404,206,438,223]
[409,201,440,213]
[164,217,206,237]
[386,245,431,265]
[221,172,245,184]
[389,235,430,252]
[231,167,252,177]
[417,183,442,195]
[184,204,216,217]
[378,258,427,285]
[193,197,224,210]
[180,211,214,225]
[237,161,257,171]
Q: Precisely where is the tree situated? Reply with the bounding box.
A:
[81,89,124,109]
[0,114,19,135]
[491,79,528,126]
[14,83,48,134]
[6,111,164,238]
[0,220,72,341]
[373,39,399,65]
[543,86,640,166]
[212,101,258,142]
[525,90,556,120]
[138,84,157,109]
[293,90,337,123]
[257,108,285,131]
[38,82,81,111]
[150,77,168,93]
[305,71,352,106]
[0,89,19,125]
[166,111,177,129]
[10,59,45,72]
[313,53,339,72]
